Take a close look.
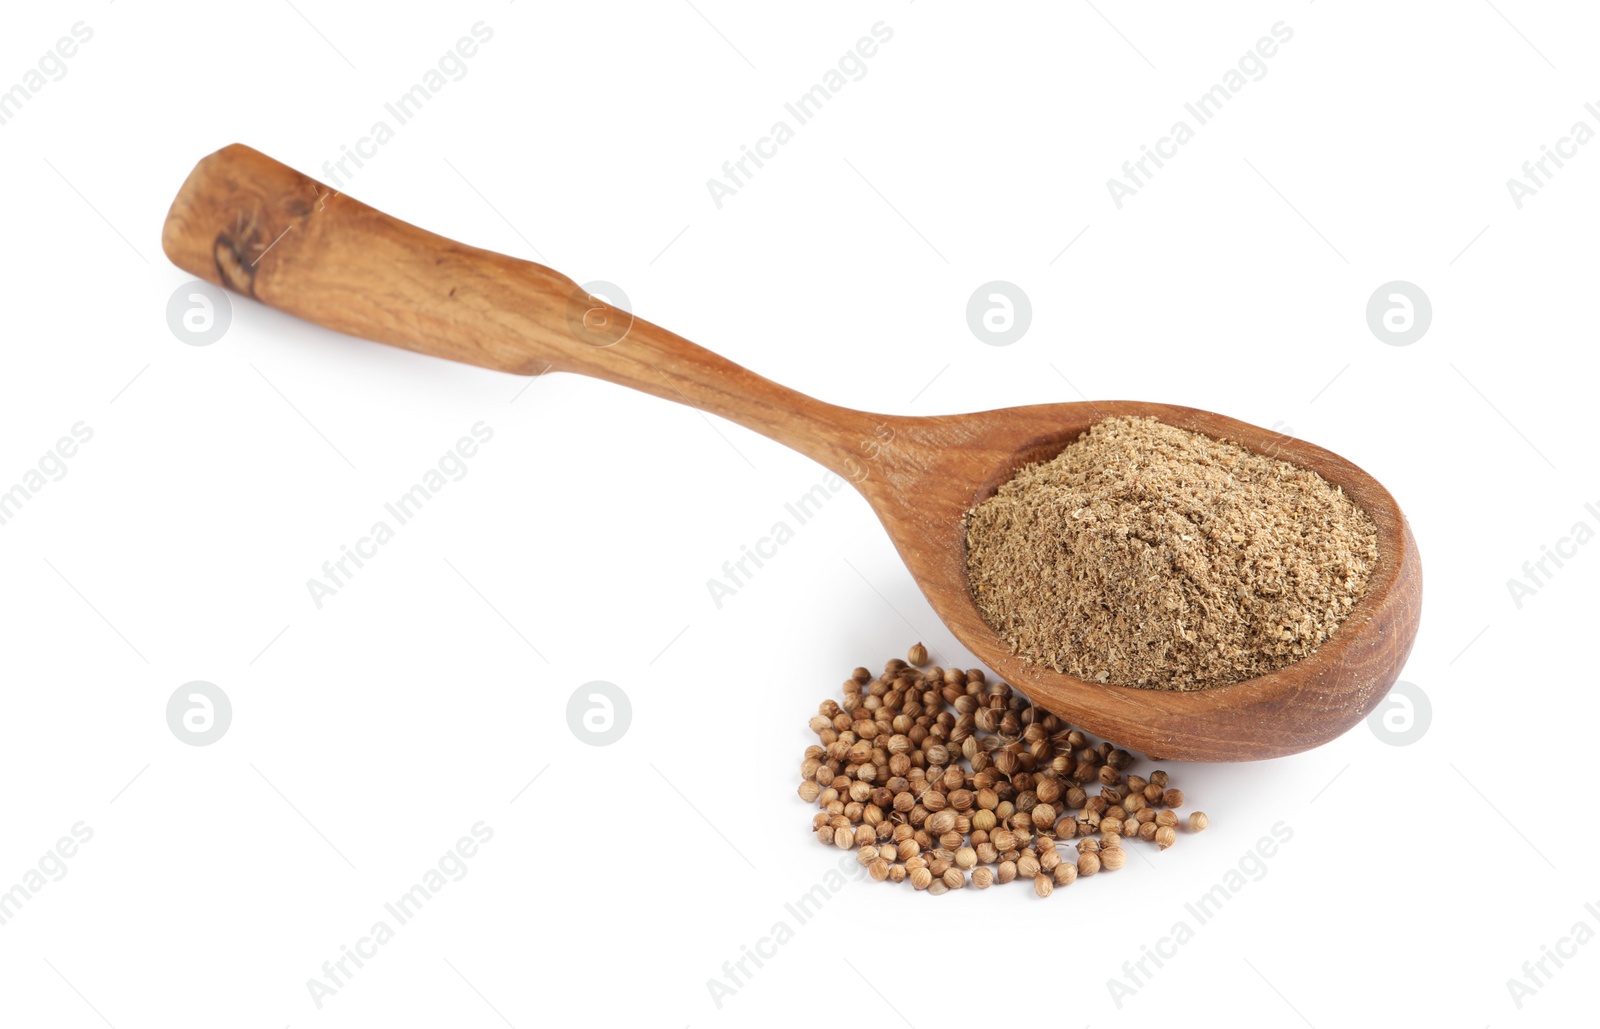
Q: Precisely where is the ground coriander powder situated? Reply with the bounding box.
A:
[964,416,1378,690]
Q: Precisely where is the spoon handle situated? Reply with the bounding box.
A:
[162,144,881,475]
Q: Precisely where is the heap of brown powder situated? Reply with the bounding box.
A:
[964,416,1378,690]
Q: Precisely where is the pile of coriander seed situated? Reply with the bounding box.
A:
[798,644,1207,897]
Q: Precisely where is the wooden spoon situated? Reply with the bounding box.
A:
[162,144,1421,761]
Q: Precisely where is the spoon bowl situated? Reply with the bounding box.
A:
[856,400,1420,761]
[163,144,1421,762]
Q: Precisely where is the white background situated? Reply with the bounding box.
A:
[2,2,1597,1026]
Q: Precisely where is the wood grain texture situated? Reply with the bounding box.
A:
[160,144,880,474]
[163,144,1422,761]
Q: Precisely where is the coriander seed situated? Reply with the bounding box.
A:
[1034,874,1053,898]
[1189,812,1209,832]
[798,649,1207,900]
